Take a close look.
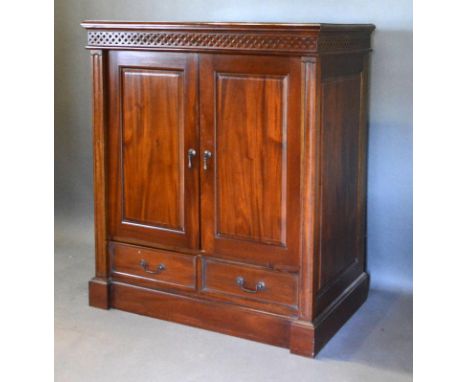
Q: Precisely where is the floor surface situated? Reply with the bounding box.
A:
[55,219,412,382]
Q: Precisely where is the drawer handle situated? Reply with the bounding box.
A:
[139,259,166,275]
[236,276,266,294]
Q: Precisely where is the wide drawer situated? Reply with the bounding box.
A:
[201,259,298,313]
[111,242,196,291]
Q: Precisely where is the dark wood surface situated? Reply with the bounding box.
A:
[298,57,320,322]
[199,54,302,268]
[202,258,298,315]
[107,51,200,250]
[90,50,109,282]
[111,282,292,348]
[121,68,184,230]
[315,53,369,315]
[111,242,196,291]
[83,21,375,358]
[319,74,361,288]
[82,21,375,56]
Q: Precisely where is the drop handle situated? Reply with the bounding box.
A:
[236,276,266,294]
[203,150,212,170]
[139,259,166,275]
[187,148,197,169]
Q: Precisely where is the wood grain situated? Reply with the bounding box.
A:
[121,68,184,230]
[111,282,292,348]
[318,74,362,291]
[298,57,320,321]
[216,73,286,245]
[111,242,196,291]
[201,258,298,315]
[81,21,375,55]
[90,50,109,281]
[199,54,302,269]
[107,51,199,251]
[89,277,110,309]
[83,21,375,357]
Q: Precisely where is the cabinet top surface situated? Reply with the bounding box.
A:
[81,20,375,32]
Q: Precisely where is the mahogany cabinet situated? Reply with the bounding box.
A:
[82,21,375,357]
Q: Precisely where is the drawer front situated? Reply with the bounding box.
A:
[111,243,196,290]
[202,259,298,312]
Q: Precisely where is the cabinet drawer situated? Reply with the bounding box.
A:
[111,243,196,291]
[202,259,298,311]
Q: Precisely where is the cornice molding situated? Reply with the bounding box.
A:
[318,32,371,53]
[82,22,374,55]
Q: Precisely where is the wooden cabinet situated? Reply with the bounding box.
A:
[82,21,375,357]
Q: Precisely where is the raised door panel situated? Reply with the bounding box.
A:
[216,74,286,246]
[122,68,183,229]
[108,51,199,250]
[199,55,302,268]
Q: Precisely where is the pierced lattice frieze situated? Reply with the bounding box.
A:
[87,30,318,52]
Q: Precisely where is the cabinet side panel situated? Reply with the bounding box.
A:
[316,54,368,314]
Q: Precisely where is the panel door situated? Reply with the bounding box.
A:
[199,54,302,268]
[108,51,199,250]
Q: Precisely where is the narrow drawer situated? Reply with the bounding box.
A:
[111,242,196,291]
[202,259,298,312]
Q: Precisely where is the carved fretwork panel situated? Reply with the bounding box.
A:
[84,26,372,55]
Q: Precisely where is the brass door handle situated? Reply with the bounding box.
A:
[187,148,197,169]
[203,150,212,170]
[236,276,266,293]
[139,259,166,275]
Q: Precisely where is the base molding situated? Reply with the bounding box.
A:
[89,277,111,309]
[312,272,369,354]
[290,321,315,356]
[111,282,291,348]
[289,272,369,357]
[89,272,369,357]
